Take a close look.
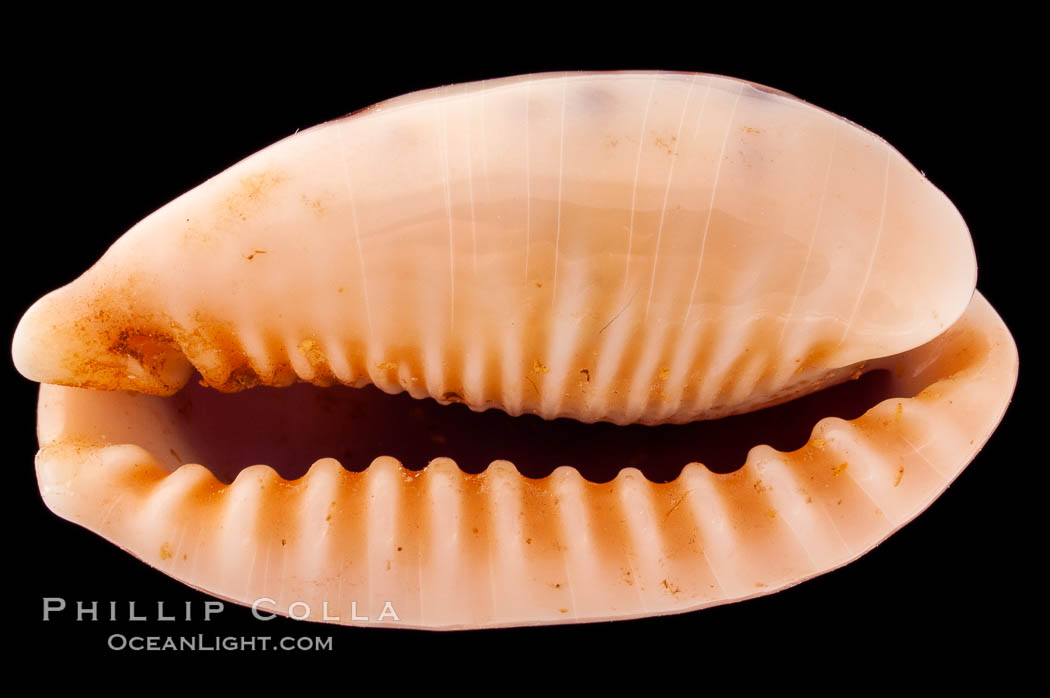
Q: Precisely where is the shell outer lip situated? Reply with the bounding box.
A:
[29,291,1018,629]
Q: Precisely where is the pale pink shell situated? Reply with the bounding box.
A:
[13,71,1017,629]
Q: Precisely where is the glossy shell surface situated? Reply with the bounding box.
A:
[14,72,975,424]
[13,71,1017,629]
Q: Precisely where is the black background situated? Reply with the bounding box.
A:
[7,21,1029,670]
